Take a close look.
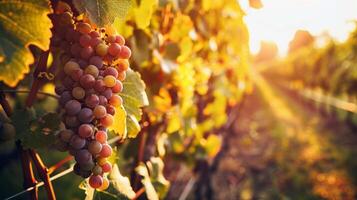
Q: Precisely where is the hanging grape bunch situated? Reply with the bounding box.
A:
[50,3,130,190]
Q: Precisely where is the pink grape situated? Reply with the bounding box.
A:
[103,67,118,78]
[80,46,94,59]
[108,43,121,57]
[119,46,131,59]
[99,144,112,157]
[115,35,125,45]
[85,94,99,108]
[80,74,95,89]
[88,141,102,154]
[89,175,103,188]
[93,105,107,119]
[78,124,93,138]
[89,56,103,69]
[101,162,112,173]
[95,131,107,144]
[79,34,92,47]
[112,80,123,93]
[94,79,106,92]
[98,95,108,106]
[100,114,113,127]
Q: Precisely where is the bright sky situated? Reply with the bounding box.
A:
[241,0,357,56]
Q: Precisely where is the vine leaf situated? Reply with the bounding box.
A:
[136,163,159,200]
[73,0,132,27]
[109,164,136,199]
[108,105,127,138]
[11,108,61,149]
[119,69,149,138]
[0,0,52,87]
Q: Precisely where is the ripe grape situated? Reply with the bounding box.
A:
[89,56,103,69]
[64,61,80,75]
[89,175,103,188]
[108,43,121,57]
[98,95,108,106]
[104,67,118,78]
[59,91,72,105]
[95,43,108,56]
[80,46,94,59]
[80,160,95,171]
[94,80,106,92]
[117,71,126,81]
[106,105,115,115]
[89,31,100,38]
[116,59,129,71]
[65,115,80,128]
[85,94,99,108]
[100,114,113,127]
[78,108,94,123]
[115,35,125,45]
[70,135,86,149]
[76,22,91,34]
[92,165,103,175]
[88,141,102,154]
[79,34,92,47]
[95,131,107,144]
[112,80,123,93]
[75,149,93,164]
[101,162,112,173]
[59,129,74,142]
[70,68,83,81]
[80,74,95,89]
[109,95,122,107]
[93,105,107,119]
[99,144,112,157]
[106,35,116,43]
[119,46,131,59]
[101,88,113,99]
[78,124,94,138]
[65,100,81,115]
[85,65,99,77]
[72,87,85,99]
[98,177,110,191]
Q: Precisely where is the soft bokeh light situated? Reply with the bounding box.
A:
[242,0,357,55]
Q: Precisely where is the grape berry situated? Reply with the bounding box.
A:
[52,4,130,190]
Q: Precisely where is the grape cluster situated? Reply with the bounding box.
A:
[51,4,130,190]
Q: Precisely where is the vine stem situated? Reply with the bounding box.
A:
[48,155,73,174]
[24,50,57,200]
[1,90,38,200]
[29,150,56,200]
[132,187,145,200]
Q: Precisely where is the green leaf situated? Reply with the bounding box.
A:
[136,163,159,200]
[146,157,170,199]
[119,69,149,138]
[11,110,61,149]
[73,0,132,27]
[79,180,95,200]
[109,164,136,199]
[0,0,52,87]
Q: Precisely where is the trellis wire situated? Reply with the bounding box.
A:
[4,136,121,200]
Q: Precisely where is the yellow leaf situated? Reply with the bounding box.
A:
[108,105,127,138]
